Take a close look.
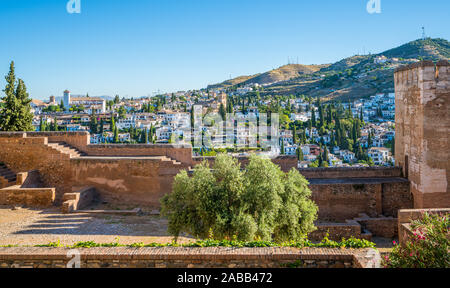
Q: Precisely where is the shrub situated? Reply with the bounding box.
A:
[384,213,449,268]
[160,154,318,242]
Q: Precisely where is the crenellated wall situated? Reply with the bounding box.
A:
[394,60,450,208]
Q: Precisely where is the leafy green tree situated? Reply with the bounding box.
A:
[0,62,34,131]
[161,154,317,242]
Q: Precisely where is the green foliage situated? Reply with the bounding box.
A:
[0,61,34,131]
[161,154,318,242]
[384,213,449,268]
[32,237,375,249]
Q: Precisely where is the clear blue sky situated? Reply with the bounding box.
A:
[0,0,449,100]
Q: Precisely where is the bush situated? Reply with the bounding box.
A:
[160,154,318,242]
[384,213,449,268]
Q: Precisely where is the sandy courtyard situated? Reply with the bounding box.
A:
[0,205,193,246]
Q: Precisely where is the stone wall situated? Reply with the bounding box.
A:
[308,178,412,221]
[298,167,403,179]
[69,157,189,208]
[193,155,298,172]
[0,133,190,205]
[82,144,193,165]
[395,60,450,208]
[0,247,380,268]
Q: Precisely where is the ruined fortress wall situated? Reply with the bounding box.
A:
[0,135,73,201]
[69,158,187,208]
[0,133,413,219]
[395,60,450,208]
[298,167,403,179]
[26,132,193,165]
[309,180,411,221]
[82,144,193,165]
[0,133,189,205]
[26,131,90,151]
[193,155,299,172]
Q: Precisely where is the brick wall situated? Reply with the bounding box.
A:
[309,179,412,221]
[395,60,450,208]
[0,247,380,268]
[298,167,403,179]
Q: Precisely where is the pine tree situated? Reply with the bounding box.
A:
[0,62,34,131]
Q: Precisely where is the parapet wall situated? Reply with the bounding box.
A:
[394,60,450,208]
[298,167,403,179]
[193,155,298,172]
[83,144,193,165]
[0,247,379,268]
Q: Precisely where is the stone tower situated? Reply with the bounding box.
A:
[394,60,450,208]
[63,90,71,109]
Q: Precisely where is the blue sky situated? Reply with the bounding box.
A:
[0,0,449,100]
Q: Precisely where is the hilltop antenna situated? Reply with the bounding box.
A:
[422,27,426,40]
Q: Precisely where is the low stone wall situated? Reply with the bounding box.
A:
[357,218,397,239]
[309,223,363,241]
[0,247,380,268]
[0,186,55,207]
[62,187,97,213]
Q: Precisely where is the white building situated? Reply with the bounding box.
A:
[63,90,106,113]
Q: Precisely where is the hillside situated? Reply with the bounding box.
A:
[207,64,328,89]
[208,38,450,101]
[382,38,450,60]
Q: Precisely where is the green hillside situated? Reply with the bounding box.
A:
[208,38,450,101]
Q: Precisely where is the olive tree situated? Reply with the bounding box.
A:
[160,154,318,242]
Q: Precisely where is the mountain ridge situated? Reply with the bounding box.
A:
[208,38,450,100]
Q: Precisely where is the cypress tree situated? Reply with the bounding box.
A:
[113,126,119,143]
[297,146,304,161]
[0,62,34,131]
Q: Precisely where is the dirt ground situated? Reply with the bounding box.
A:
[0,205,193,246]
[0,205,395,250]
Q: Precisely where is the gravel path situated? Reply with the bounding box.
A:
[0,206,192,246]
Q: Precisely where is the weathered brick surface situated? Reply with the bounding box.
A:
[0,247,379,268]
[395,61,450,209]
